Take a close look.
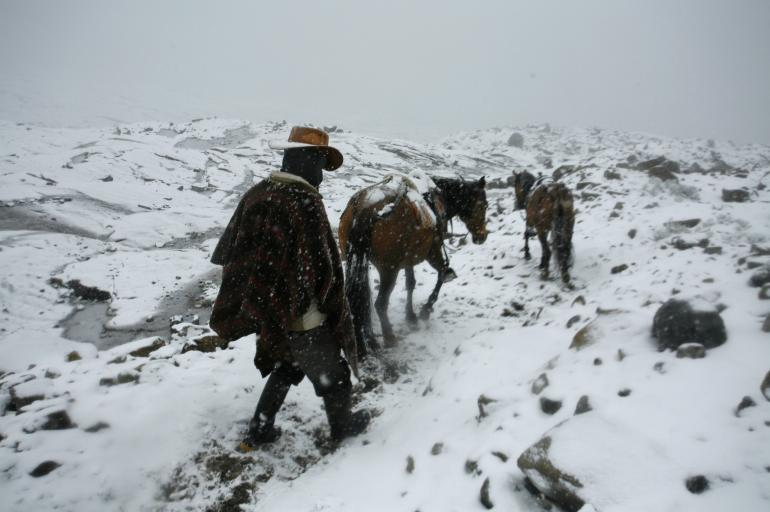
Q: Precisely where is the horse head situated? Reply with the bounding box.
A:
[435,176,488,245]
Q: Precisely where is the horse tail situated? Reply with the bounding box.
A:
[345,205,377,357]
[551,183,575,281]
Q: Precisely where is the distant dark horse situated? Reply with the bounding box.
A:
[339,174,488,356]
[513,171,575,284]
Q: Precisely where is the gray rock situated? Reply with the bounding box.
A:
[764,313,770,333]
[30,461,61,478]
[532,373,549,395]
[406,455,415,474]
[611,264,628,274]
[627,229,637,239]
[735,395,756,417]
[604,169,621,180]
[685,475,709,494]
[665,218,701,229]
[480,477,494,509]
[574,395,592,415]
[518,437,585,512]
[759,285,770,300]
[652,299,727,350]
[750,265,770,287]
[676,343,706,359]
[540,397,562,415]
[507,133,524,148]
[722,189,750,203]
[566,315,581,328]
[760,371,770,401]
[41,411,75,430]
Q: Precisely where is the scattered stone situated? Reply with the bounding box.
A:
[665,218,701,229]
[129,338,167,358]
[735,396,756,417]
[611,264,628,274]
[763,313,770,333]
[99,372,139,387]
[652,299,727,350]
[750,244,770,256]
[44,368,61,379]
[491,451,508,463]
[84,421,110,433]
[750,265,770,287]
[56,279,111,302]
[571,296,586,307]
[616,349,626,362]
[593,358,602,366]
[431,442,444,455]
[8,387,44,412]
[685,475,710,494]
[722,189,750,203]
[465,459,480,475]
[518,436,585,512]
[29,461,61,478]
[574,396,592,415]
[41,411,75,430]
[627,229,637,239]
[759,286,770,300]
[531,373,549,395]
[617,389,631,397]
[760,371,770,401]
[653,362,666,374]
[406,455,415,474]
[566,315,581,328]
[540,397,562,415]
[704,246,722,255]
[604,169,621,180]
[477,395,497,420]
[676,343,706,359]
[181,335,229,354]
[107,355,127,365]
[66,351,82,362]
[507,133,524,148]
[480,477,494,509]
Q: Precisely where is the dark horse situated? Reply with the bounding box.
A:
[513,171,575,284]
[339,174,488,356]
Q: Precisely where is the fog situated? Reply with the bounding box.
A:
[1,0,769,143]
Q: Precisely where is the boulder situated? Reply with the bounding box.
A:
[722,189,750,203]
[507,132,524,148]
[761,371,770,401]
[637,157,680,181]
[651,299,727,350]
[749,265,770,287]
[518,414,676,511]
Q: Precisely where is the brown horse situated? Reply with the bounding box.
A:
[339,173,488,356]
[513,171,575,284]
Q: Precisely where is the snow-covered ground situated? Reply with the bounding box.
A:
[1,119,769,511]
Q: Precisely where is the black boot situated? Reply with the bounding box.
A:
[244,371,292,447]
[323,387,371,442]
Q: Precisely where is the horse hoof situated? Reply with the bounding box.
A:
[419,308,432,321]
[406,314,419,326]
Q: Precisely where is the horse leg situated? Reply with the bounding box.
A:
[523,229,532,260]
[538,229,551,279]
[420,250,446,320]
[404,266,418,326]
[375,267,399,347]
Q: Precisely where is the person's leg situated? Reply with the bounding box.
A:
[247,361,304,444]
[289,327,370,440]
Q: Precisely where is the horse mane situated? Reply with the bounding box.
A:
[431,176,480,220]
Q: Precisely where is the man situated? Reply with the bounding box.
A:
[209,126,370,448]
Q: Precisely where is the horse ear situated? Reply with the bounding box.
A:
[479,176,486,188]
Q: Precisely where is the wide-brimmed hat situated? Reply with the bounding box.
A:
[268,126,343,171]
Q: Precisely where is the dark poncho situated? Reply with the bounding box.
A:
[209,172,358,377]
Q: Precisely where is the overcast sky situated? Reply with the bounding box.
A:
[1,0,769,143]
